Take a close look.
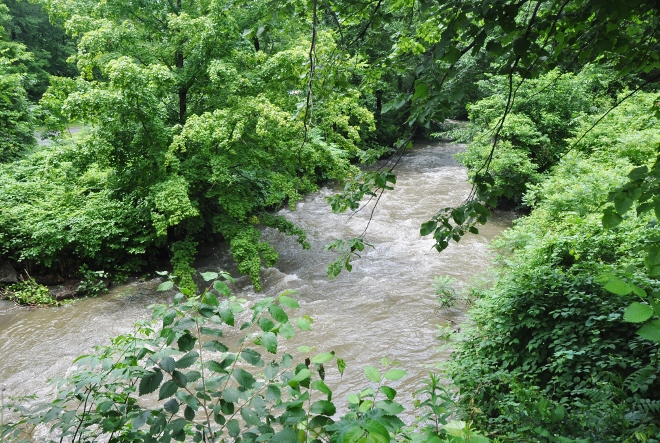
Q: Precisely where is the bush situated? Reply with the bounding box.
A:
[449,105,660,440]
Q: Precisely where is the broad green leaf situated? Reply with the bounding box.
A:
[310,400,336,416]
[363,418,389,442]
[233,368,256,389]
[445,420,467,437]
[175,351,199,369]
[200,271,218,281]
[227,419,240,438]
[271,428,298,443]
[164,398,179,414]
[159,380,179,400]
[364,366,381,383]
[383,369,406,381]
[266,384,281,402]
[603,276,632,295]
[202,340,229,353]
[375,400,404,415]
[172,370,187,387]
[262,331,278,354]
[344,426,365,442]
[279,295,300,308]
[623,303,654,323]
[637,320,660,341]
[132,410,150,430]
[602,208,623,229]
[213,280,231,297]
[139,369,163,396]
[312,379,332,397]
[312,351,335,364]
[413,83,429,101]
[241,349,264,366]
[177,332,196,352]
[347,393,360,404]
[279,322,295,339]
[160,356,175,373]
[420,221,437,236]
[296,317,312,330]
[268,304,288,323]
[158,281,174,291]
[358,400,373,413]
[379,386,396,400]
[290,368,311,384]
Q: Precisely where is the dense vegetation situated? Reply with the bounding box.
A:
[1,0,660,441]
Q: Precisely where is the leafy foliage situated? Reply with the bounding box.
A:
[1,271,489,443]
[449,93,660,440]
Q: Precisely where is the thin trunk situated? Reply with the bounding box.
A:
[177,51,186,125]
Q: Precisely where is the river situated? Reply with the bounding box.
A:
[0,142,513,412]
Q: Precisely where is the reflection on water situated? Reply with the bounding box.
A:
[0,143,513,406]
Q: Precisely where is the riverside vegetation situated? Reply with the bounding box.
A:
[1,0,660,441]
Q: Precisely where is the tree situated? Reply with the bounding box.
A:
[0,2,35,162]
[27,0,378,288]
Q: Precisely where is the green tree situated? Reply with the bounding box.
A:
[2,0,77,100]
[12,0,378,287]
[0,2,35,162]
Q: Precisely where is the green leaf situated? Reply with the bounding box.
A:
[139,369,163,396]
[233,368,256,389]
[312,351,335,364]
[164,398,179,414]
[310,400,336,416]
[613,193,633,215]
[637,320,660,341]
[383,369,406,381]
[158,281,174,291]
[312,380,332,398]
[602,208,623,229]
[624,303,654,323]
[175,351,199,369]
[420,221,437,236]
[379,386,396,400]
[172,370,187,387]
[227,419,240,438]
[279,295,300,309]
[296,317,312,330]
[271,428,299,443]
[262,331,278,354]
[290,368,311,384]
[202,340,229,353]
[337,358,346,376]
[132,410,150,430]
[413,83,429,101]
[241,349,264,366]
[200,271,218,281]
[268,304,288,323]
[160,356,175,373]
[364,366,381,383]
[159,380,179,400]
[213,280,231,297]
[445,420,467,437]
[176,332,196,352]
[375,400,404,415]
[279,322,295,339]
[603,276,632,295]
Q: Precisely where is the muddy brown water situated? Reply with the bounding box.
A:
[0,142,513,412]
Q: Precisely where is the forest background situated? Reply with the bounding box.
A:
[1,0,660,441]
